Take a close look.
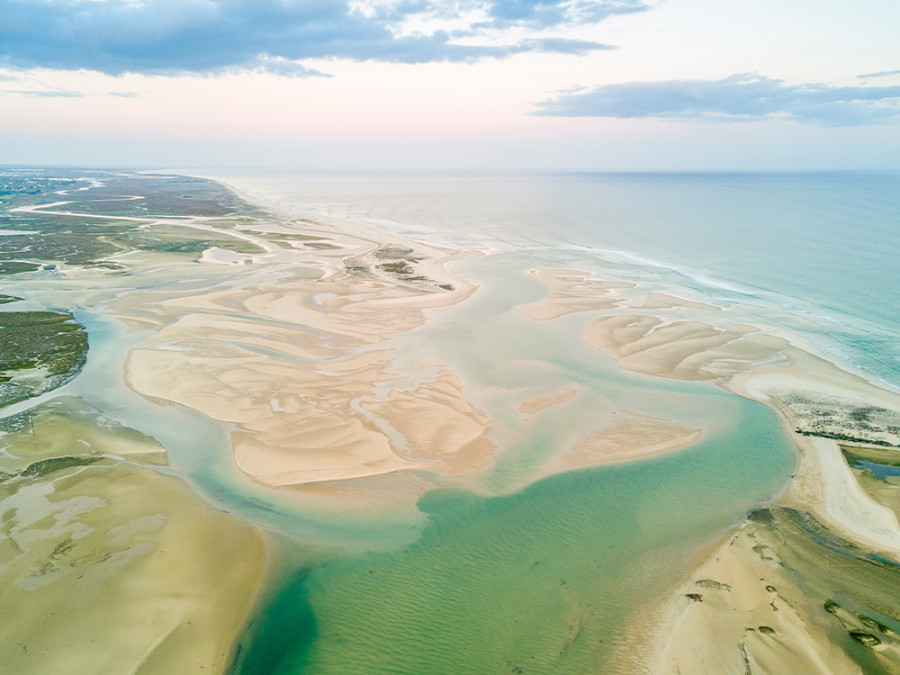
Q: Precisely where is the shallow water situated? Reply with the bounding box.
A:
[235,400,794,674]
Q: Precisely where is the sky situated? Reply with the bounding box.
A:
[1,0,899,170]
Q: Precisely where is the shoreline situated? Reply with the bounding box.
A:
[97,171,900,670]
[6,168,899,672]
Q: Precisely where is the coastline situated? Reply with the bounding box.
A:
[7,168,896,672]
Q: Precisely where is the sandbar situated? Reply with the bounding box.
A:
[0,398,266,674]
[518,387,578,417]
[123,229,491,487]
[557,414,701,468]
[517,268,634,321]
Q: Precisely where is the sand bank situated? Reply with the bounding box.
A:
[540,413,701,476]
[518,387,578,418]
[645,510,882,674]
[361,368,495,474]
[517,268,633,321]
[728,368,900,557]
[123,228,491,487]
[584,315,788,380]
[0,398,266,675]
[580,310,900,551]
[639,290,721,311]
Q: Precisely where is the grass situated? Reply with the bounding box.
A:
[0,310,88,406]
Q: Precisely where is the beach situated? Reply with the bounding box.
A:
[2,169,899,673]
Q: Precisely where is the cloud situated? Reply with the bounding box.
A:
[858,69,900,79]
[484,0,649,29]
[0,0,637,76]
[533,74,900,125]
[9,89,84,98]
[524,38,616,56]
[239,56,331,79]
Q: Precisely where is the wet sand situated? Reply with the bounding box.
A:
[519,387,578,418]
[0,398,266,675]
[517,268,633,320]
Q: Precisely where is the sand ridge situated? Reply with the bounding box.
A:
[638,290,721,311]
[518,387,578,418]
[557,414,702,469]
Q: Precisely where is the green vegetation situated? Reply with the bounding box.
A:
[377,260,414,275]
[0,261,40,275]
[0,171,80,203]
[20,455,100,479]
[797,428,894,447]
[0,311,88,407]
[373,245,422,261]
[46,174,246,218]
[0,170,265,272]
[0,311,88,374]
[783,392,900,447]
[0,220,129,266]
[0,295,21,304]
[842,445,900,467]
[377,260,428,282]
[0,456,101,484]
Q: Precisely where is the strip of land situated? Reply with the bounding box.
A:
[516,268,634,320]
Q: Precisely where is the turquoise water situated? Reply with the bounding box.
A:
[235,401,794,674]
